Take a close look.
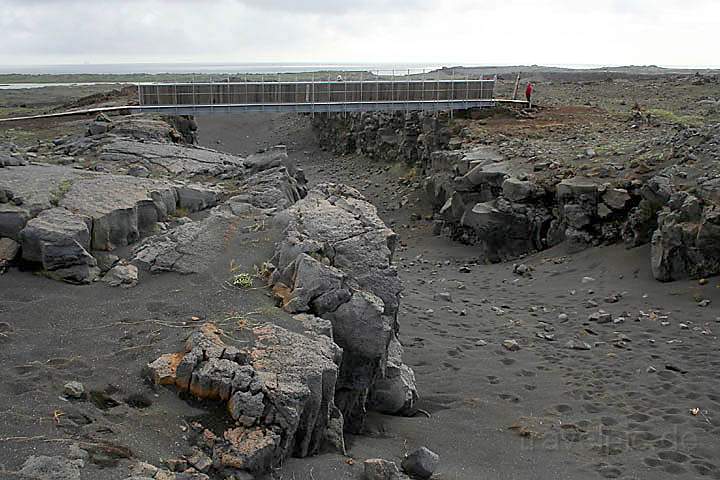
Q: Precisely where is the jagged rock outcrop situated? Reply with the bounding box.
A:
[616,123,720,281]
[58,116,300,183]
[622,174,673,247]
[147,322,342,476]
[270,184,417,432]
[85,114,197,144]
[0,143,28,168]
[232,165,306,210]
[0,120,310,284]
[0,163,219,283]
[98,139,245,179]
[651,192,720,281]
[313,111,450,165]
[424,147,641,262]
[55,115,245,179]
[132,165,306,274]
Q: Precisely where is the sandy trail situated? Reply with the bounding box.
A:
[197,113,720,480]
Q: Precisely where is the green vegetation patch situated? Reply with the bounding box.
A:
[231,272,254,289]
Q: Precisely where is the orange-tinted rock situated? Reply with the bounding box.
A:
[271,282,292,309]
[146,352,184,385]
[215,427,280,473]
[189,358,243,401]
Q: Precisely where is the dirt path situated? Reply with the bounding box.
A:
[198,113,720,480]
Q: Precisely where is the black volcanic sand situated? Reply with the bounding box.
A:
[0,111,717,480]
[196,113,720,480]
[0,210,292,479]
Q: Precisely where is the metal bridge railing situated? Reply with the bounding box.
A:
[135,68,497,113]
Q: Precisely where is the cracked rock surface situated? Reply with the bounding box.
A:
[271,183,417,431]
[147,322,341,476]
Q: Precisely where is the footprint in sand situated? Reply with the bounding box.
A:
[600,416,618,426]
[594,463,624,478]
[441,361,460,371]
[658,451,689,463]
[661,414,686,424]
[627,412,650,422]
[584,403,604,414]
[689,460,718,477]
[498,393,520,403]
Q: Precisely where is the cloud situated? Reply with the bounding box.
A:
[0,0,718,67]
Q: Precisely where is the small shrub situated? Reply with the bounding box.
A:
[50,179,73,206]
[231,273,253,289]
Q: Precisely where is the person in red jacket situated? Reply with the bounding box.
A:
[525,82,534,106]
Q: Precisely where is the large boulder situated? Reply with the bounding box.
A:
[459,199,553,262]
[147,322,341,476]
[59,176,173,251]
[651,193,720,281]
[557,177,600,203]
[19,208,99,284]
[365,458,409,480]
[602,188,631,211]
[401,447,440,479]
[231,166,306,211]
[0,203,30,240]
[502,177,543,202]
[369,337,418,414]
[132,213,230,274]
[0,152,27,167]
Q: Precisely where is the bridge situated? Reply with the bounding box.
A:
[0,72,526,123]
[135,76,498,114]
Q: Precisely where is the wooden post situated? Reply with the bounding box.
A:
[512,73,521,100]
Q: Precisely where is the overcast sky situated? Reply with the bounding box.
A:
[1,0,718,68]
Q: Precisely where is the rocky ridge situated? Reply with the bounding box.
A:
[0,115,307,284]
[313,111,450,165]
[314,111,720,282]
[144,183,418,476]
[270,184,418,431]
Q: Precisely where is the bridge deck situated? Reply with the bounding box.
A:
[137,78,497,113]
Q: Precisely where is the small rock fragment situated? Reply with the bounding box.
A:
[436,292,453,302]
[187,450,213,473]
[401,447,439,479]
[588,311,613,324]
[364,458,405,480]
[129,461,159,478]
[103,262,139,287]
[63,381,85,399]
[565,339,592,350]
